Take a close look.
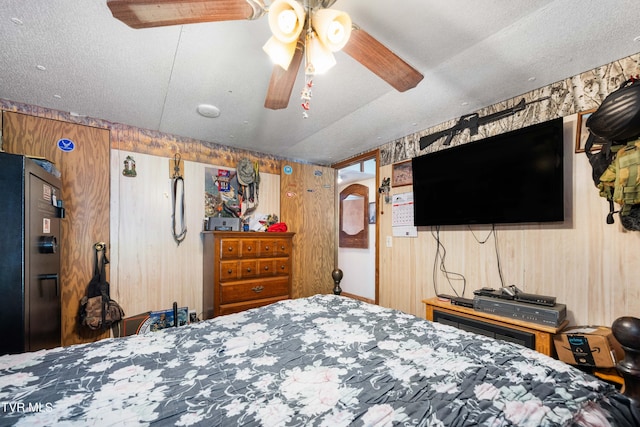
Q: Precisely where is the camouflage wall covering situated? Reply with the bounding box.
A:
[380,52,640,166]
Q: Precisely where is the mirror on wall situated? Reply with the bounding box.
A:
[339,183,368,248]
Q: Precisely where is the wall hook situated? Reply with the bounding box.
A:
[171,153,183,179]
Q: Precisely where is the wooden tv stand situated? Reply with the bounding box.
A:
[423,297,568,357]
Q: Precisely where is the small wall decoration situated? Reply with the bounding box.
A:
[378,177,391,212]
[204,166,241,218]
[392,160,413,187]
[216,169,231,192]
[57,138,75,152]
[575,108,597,153]
[122,155,137,177]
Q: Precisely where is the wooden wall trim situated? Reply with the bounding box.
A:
[0,99,291,174]
[109,123,283,174]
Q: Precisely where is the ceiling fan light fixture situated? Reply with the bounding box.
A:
[268,0,305,43]
[263,36,297,70]
[305,30,336,74]
[311,8,351,52]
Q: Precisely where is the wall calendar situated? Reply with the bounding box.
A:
[392,192,417,237]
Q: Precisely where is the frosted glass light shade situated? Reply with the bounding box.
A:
[305,31,336,74]
[263,36,297,70]
[312,9,352,52]
[268,0,305,43]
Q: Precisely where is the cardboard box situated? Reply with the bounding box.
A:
[553,326,624,368]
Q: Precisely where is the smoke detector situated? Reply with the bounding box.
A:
[197,104,220,118]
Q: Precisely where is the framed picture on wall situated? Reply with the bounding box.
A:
[575,108,596,153]
[392,160,413,187]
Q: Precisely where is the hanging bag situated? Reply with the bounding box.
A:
[79,243,124,330]
[585,76,640,229]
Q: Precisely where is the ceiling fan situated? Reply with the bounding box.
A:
[106,0,424,110]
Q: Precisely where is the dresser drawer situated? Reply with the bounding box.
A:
[275,239,292,256]
[219,260,238,281]
[220,277,290,304]
[238,260,259,279]
[258,259,275,276]
[254,258,289,277]
[240,239,258,257]
[258,239,291,257]
[219,239,240,259]
[273,257,290,276]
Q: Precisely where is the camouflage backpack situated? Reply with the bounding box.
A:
[597,138,640,230]
[586,76,640,229]
[79,244,125,330]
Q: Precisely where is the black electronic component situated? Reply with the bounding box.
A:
[514,292,556,307]
[451,297,475,308]
[473,296,566,327]
[474,286,556,307]
[473,287,514,300]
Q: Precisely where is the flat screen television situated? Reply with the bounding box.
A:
[412,117,564,226]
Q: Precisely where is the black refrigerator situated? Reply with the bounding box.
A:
[0,152,63,355]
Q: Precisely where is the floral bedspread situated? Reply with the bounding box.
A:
[0,295,634,426]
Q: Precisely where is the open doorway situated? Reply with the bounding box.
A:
[332,150,379,304]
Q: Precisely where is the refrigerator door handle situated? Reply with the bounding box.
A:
[38,274,59,296]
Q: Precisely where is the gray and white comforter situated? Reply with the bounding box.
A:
[0,295,636,426]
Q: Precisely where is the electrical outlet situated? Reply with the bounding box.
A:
[386,236,392,247]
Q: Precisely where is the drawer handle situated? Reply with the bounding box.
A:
[280,265,286,270]
[227,269,233,274]
[252,285,264,293]
[246,246,252,251]
[246,267,252,273]
[264,245,270,251]
[227,246,233,252]
[264,266,269,271]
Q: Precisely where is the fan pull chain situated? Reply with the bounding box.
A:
[301,76,313,118]
[301,3,313,118]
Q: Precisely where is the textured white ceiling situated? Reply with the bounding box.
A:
[1,1,640,165]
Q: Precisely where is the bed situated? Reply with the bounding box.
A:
[0,294,638,426]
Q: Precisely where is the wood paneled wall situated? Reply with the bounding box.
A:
[2,111,110,345]
[1,100,337,347]
[109,150,282,319]
[280,162,336,297]
[378,115,640,327]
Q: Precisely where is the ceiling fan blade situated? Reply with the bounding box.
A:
[342,26,424,92]
[264,43,304,110]
[107,0,262,29]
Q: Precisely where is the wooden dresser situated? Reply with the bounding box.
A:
[202,231,295,318]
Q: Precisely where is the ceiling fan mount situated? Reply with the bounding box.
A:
[107,0,423,110]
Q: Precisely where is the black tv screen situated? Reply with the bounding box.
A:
[412,118,564,226]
